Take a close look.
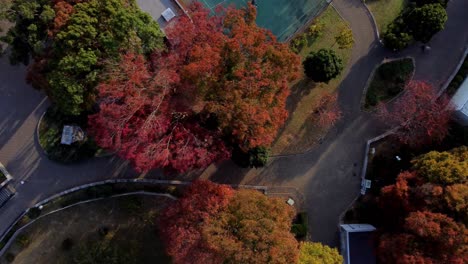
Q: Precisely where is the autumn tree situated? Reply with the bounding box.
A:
[445,184,468,223]
[378,211,467,263]
[313,91,342,127]
[88,54,230,173]
[303,49,343,83]
[335,28,353,49]
[159,180,235,264]
[90,3,300,173]
[412,146,468,185]
[159,180,299,264]
[299,242,343,264]
[161,3,300,151]
[377,81,452,148]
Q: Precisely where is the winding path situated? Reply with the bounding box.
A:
[0,0,467,247]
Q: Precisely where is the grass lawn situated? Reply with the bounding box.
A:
[364,58,414,109]
[366,0,407,34]
[1,195,172,264]
[271,5,353,155]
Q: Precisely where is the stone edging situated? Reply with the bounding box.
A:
[437,46,468,96]
[361,0,381,42]
[0,191,177,257]
[360,56,416,112]
[35,110,48,156]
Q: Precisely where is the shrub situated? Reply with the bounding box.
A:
[16,234,30,247]
[303,49,343,83]
[291,212,308,239]
[412,0,448,8]
[27,207,41,219]
[61,238,74,251]
[5,253,15,263]
[231,146,269,168]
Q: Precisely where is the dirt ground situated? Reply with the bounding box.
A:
[0,195,173,264]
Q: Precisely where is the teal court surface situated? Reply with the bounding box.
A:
[200,0,329,41]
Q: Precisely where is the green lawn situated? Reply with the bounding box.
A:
[271,6,353,155]
[366,0,407,34]
[1,195,171,264]
[364,58,414,109]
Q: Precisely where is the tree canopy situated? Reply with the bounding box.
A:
[159,180,299,264]
[406,3,448,43]
[4,0,165,115]
[299,242,343,264]
[412,146,468,185]
[90,3,300,172]
[377,81,452,148]
[303,49,343,83]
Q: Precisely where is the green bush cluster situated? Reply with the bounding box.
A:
[383,3,448,51]
[303,49,343,83]
[39,105,98,163]
[291,212,308,239]
[365,58,414,108]
[290,20,324,53]
[446,57,468,96]
[232,146,269,168]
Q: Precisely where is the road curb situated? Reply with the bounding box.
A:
[360,0,381,43]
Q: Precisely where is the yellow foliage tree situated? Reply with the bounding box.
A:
[299,242,343,264]
[412,146,468,185]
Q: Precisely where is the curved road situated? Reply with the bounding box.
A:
[0,0,467,246]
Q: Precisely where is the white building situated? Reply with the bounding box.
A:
[451,77,468,126]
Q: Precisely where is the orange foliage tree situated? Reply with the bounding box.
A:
[378,211,468,264]
[90,2,301,173]
[159,180,299,264]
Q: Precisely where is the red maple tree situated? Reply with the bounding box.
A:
[159,180,235,264]
[377,81,452,148]
[88,53,230,173]
[90,3,300,173]
[162,3,300,150]
[313,91,342,127]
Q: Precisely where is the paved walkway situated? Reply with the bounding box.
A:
[0,0,467,247]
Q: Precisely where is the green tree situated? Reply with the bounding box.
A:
[303,49,343,83]
[299,242,343,264]
[5,0,165,115]
[232,146,269,168]
[383,30,413,51]
[335,27,353,49]
[412,146,468,185]
[406,3,448,43]
[413,0,448,8]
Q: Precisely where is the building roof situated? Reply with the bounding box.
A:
[451,77,468,115]
[348,231,376,264]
